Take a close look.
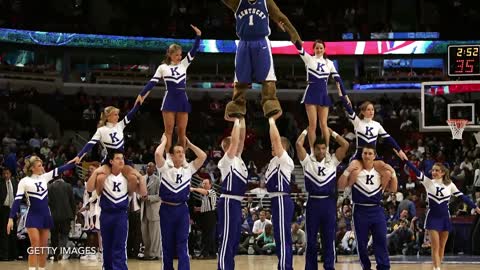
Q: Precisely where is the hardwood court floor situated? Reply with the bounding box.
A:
[1,255,479,269]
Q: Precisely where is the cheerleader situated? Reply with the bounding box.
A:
[139,25,202,152]
[340,96,406,189]
[399,154,480,270]
[7,156,77,270]
[75,100,147,197]
[294,39,351,162]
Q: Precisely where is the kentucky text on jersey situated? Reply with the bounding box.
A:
[237,8,267,19]
[157,162,197,204]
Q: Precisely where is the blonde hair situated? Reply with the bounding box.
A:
[433,162,452,185]
[163,44,182,65]
[98,106,120,127]
[359,101,374,120]
[24,155,43,176]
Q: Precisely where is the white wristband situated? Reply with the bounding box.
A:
[331,131,339,139]
[342,170,350,177]
[269,118,275,125]
[234,119,240,127]
[301,129,307,136]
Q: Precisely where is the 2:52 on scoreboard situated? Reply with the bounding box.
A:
[448,45,480,76]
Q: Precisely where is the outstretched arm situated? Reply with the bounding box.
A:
[451,183,480,212]
[181,25,202,67]
[331,128,349,161]
[379,125,407,160]
[295,130,308,162]
[42,162,77,183]
[187,138,208,171]
[75,129,101,160]
[267,0,301,43]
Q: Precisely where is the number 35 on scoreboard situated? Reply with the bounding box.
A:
[448,45,480,76]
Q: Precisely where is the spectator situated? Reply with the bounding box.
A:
[0,167,17,261]
[252,210,272,235]
[254,223,275,255]
[387,218,414,255]
[291,223,306,255]
[340,223,357,255]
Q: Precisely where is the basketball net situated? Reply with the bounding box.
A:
[446,119,468,140]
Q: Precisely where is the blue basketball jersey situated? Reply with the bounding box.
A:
[100,173,129,212]
[300,154,340,197]
[352,168,383,205]
[157,162,197,204]
[218,154,248,196]
[235,0,270,40]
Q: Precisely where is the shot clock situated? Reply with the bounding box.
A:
[448,45,480,76]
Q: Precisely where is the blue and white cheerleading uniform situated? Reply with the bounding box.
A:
[99,173,129,270]
[9,163,76,228]
[217,153,248,270]
[352,168,390,270]
[300,154,340,270]
[140,36,200,113]
[405,161,478,231]
[157,162,199,270]
[294,43,346,107]
[341,97,401,160]
[76,103,141,165]
[233,0,276,83]
[265,151,295,270]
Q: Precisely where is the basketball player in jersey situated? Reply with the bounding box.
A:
[264,111,295,270]
[139,25,201,152]
[221,0,301,118]
[397,153,480,270]
[7,156,77,270]
[338,145,397,270]
[155,134,207,270]
[217,117,248,270]
[296,128,349,270]
[87,150,140,270]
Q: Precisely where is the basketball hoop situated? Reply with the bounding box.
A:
[446,119,468,140]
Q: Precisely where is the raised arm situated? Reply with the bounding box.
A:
[269,113,284,158]
[154,134,167,169]
[295,129,308,162]
[120,101,142,127]
[293,41,313,66]
[221,0,239,12]
[226,118,241,159]
[237,118,246,156]
[340,96,360,128]
[331,128,349,161]
[266,0,301,43]
[187,138,207,171]
[181,25,202,68]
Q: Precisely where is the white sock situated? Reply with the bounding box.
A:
[28,267,36,270]
[39,268,45,270]
[310,147,314,155]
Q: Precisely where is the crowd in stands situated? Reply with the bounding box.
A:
[1,85,480,260]
[1,0,480,40]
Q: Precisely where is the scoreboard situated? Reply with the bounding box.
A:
[448,45,480,76]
